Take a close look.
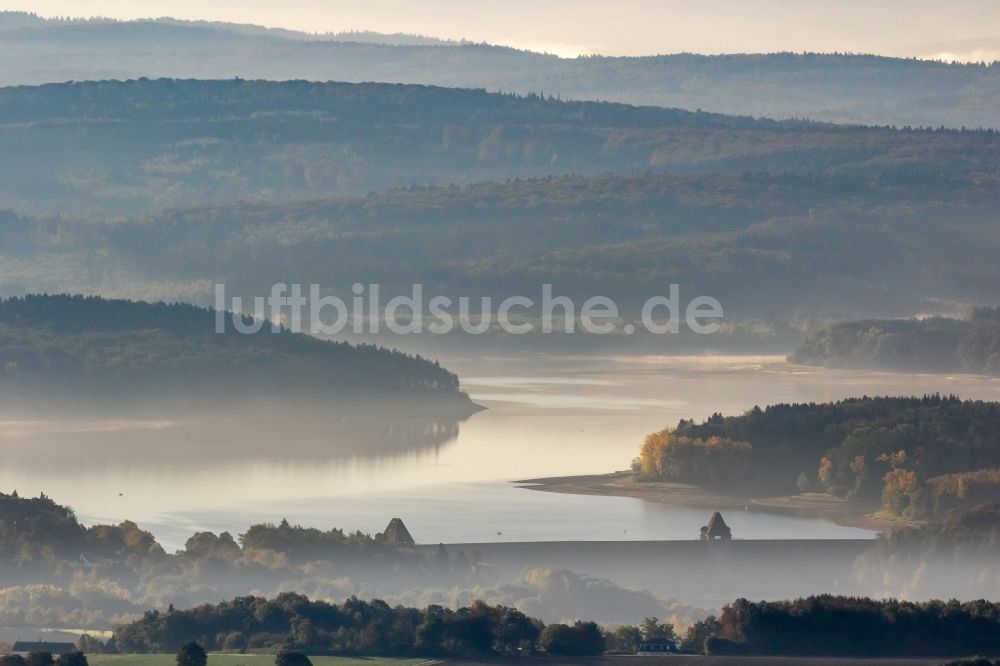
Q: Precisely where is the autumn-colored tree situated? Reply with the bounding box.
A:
[882,468,919,515]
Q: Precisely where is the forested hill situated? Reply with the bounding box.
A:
[0,294,471,408]
[2,78,998,216]
[792,309,1000,375]
[0,13,997,128]
[3,172,998,324]
[634,395,1000,519]
[0,78,766,127]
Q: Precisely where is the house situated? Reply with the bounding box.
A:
[12,641,78,656]
[637,639,679,655]
[700,511,732,541]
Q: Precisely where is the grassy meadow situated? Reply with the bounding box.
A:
[88,656,428,666]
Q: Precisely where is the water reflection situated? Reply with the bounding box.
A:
[0,409,462,473]
[2,355,999,550]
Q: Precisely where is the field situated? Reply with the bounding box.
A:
[448,658,948,665]
[82,654,964,666]
[88,656,428,666]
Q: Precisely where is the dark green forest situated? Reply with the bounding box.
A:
[84,591,1000,658]
[692,595,1000,657]
[1,12,997,128]
[634,395,1000,518]
[111,595,548,657]
[793,308,1000,375]
[2,170,999,329]
[0,78,997,216]
[0,295,469,405]
[0,79,997,339]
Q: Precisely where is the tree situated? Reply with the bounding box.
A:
[640,617,676,642]
[540,622,605,656]
[289,618,315,650]
[76,636,105,655]
[882,468,919,515]
[446,611,492,655]
[54,653,87,666]
[493,606,541,656]
[25,654,53,666]
[682,615,721,653]
[0,657,26,666]
[176,643,206,666]
[274,652,311,666]
[604,625,642,654]
[705,636,749,655]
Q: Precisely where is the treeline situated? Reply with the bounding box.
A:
[0,77,772,128]
[0,651,88,666]
[0,490,703,630]
[0,295,468,404]
[4,171,1000,323]
[1,17,998,128]
[110,595,602,659]
[687,595,1000,657]
[632,396,1000,518]
[0,489,448,624]
[97,592,1000,658]
[1,79,999,216]
[0,490,420,573]
[111,595,548,657]
[107,594,661,657]
[792,308,1000,375]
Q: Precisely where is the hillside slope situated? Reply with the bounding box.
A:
[0,14,997,128]
[2,171,998,326]
[791,309,1000,375]
[0,294,474,411]
[1,78,997,216]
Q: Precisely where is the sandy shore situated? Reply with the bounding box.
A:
[517,472,900,532]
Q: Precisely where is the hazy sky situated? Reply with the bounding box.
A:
[13,0,1000,60]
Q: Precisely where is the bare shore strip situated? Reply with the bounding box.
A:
[517,471,901,532]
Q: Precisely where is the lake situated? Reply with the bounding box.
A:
[3,354,1000,550]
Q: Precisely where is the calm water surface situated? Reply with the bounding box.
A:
[4,355,1000,550]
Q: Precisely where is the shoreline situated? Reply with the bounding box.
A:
[516,471,901,533]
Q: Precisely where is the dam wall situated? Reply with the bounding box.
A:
[421,539,875,604]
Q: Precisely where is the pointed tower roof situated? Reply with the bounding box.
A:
[702,511,732,540]
[382,517,415,545]
[707,511,728,532]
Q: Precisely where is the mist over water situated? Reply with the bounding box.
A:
[3,354,999,551]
